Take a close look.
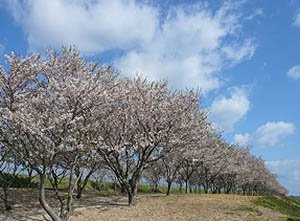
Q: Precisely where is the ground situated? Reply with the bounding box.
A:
[0,190,287,221]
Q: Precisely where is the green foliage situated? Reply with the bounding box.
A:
[253,196,300,220]
[0,172,38,188]
[90,180,119,191]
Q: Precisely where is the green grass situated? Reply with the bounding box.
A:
[8,174,203,196]
[253,196,300,220]
[0,172,38,188]
[137,184,153,193]
[291,197,300,205]
[137,184,197,194]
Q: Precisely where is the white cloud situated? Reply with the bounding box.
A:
[116,3,256,92]
[293,13,300,27]
[233,133,250,146]
[6,0,158,53]
[222,39,255,64]
[234,121,295,147]
[4,0,256,92]
[287,65,300,80]
[254,121,295,147]
[210,87,250,132]
[266,160,300,196]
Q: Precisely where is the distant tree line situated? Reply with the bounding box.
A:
[0,48,287,221]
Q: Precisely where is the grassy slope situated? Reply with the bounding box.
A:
[253,196,300,220]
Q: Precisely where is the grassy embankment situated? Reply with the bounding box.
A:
[253,196,300,220]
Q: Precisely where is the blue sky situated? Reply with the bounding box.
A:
[0,0,299,195]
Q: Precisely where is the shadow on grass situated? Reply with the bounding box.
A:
[0,189,130,220]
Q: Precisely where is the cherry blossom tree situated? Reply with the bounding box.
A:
[95,78,207,205]
[158,96,211,196]
[0,46,287,220]
[0,47,117,221]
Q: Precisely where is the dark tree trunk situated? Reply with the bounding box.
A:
[76,186,83,199]
[185,180,189,194]
[153,182,159,192]
[202,183,208,194]
[166,180,172,196]
[120,184,126,193]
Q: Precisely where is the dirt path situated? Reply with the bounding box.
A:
[71,194,286,221]
[0,192,287,221]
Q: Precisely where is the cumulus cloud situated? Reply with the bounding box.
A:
[5,0,158,53]
[254,121,295,147]
[266,160,300,196]
[4,0,256,92]
[287,65,300,80]
[210,87,250,132]
[233,133,250,146]
[234,121,295,147]
[116,3,256,91]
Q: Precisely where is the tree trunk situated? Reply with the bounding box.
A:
[75,167,95,199]
[120,184,126,193]
[128,179,138,206]
[127,187,137,206]
[76,185,83,199]
[60,194,73,221]
[166,181,172,196]
[27,168,33,188]
[154,182,159,192]
[76,174,82,199]
[128,191,135,206]
[185,180,189,194]
[202,182,208,193]
[39,174,63,221]
[2,187,11,210]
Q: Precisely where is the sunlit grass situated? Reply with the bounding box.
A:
[253,196,300,220]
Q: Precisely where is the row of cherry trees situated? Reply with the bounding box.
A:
[0,48,286,221]
[143,142,286,196]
